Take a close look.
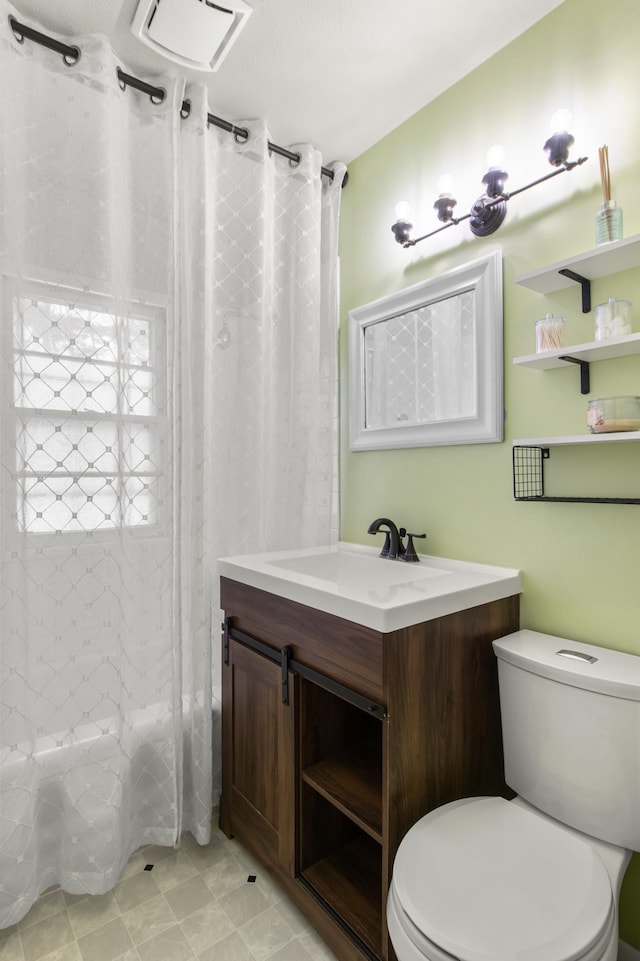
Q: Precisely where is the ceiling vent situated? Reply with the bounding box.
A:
[131,0,253,72]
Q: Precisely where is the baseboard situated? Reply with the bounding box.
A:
[619,940,640,961]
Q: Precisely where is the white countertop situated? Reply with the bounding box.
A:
[218,542,521,632]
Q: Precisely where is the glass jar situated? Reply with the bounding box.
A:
[588,396,640,433]
[535,313,565,353]
[594,298,632,341]
[595,200,623,246]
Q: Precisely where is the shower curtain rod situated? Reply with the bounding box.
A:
[8,15,346,186]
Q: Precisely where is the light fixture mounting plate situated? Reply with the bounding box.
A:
[469,197,507,237]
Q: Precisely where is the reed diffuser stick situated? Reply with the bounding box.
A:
[598,145,611,202]
[595,144,622,244]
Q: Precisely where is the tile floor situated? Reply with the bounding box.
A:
[0,824,340,961]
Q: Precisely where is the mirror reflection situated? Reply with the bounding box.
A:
[364,290,476,430]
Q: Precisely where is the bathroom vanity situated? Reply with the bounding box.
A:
[219,545,520,961]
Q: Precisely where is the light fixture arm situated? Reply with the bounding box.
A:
[501,155,587,202]
[395,155,588,248]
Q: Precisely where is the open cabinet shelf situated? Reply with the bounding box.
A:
[301,757,383,842]
[300,832,383,957]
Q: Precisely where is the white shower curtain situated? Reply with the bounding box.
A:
[0,2,343,927]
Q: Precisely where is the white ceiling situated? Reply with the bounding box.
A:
[7,0,566,164]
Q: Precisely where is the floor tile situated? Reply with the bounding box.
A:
[298,930,341,961]
[66,891,119,939]
[253,870,286,907]
[119,852,148,882]
[0,927,24,961]
[39,942,82,961]
[135,923,194,961]
[222,838,260,873]
[137,844,177,864]
[275,897,313,937]
[180,836,225,872]
[267,940,315,961]
[200,850,248,900]
[17,891,65,931]
[148,849,200,893]
[196,931,252,961]
[121,892,175,946]
[19,910,74,961]
[237,905,295,961]
[219,883,270,928]
[76,918,134,961]
[179,900,235,955]
[164,876,215,922]
[113,872,161,914]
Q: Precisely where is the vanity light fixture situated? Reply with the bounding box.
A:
[392,112,587,248]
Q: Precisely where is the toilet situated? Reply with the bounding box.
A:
[387,630,640,961]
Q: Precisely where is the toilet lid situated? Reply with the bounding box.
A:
[393,797,614,961]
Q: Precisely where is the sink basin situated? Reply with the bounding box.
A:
[218,543,520,632]
[270,550,449,587]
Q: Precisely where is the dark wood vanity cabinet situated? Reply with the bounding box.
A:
[220,575,519,961]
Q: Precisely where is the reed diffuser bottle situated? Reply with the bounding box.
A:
[596,145,623,245]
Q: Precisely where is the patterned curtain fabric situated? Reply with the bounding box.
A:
[0,2,343,927]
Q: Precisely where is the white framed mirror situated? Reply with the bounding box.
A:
[348,250,503,450]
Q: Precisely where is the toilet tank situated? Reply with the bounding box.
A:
[494,630,640,850]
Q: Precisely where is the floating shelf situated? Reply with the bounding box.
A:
[513,333,640,394]
[513,333,640,370]
[515,233,640,296]
[513,432,640,447]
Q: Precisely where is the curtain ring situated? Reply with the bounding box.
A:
[63,48,80,66]
[233,126,249,144]
[9,15,24,43]
[289,153,301,168]
[150,88,166,105]
[180,99,191,119]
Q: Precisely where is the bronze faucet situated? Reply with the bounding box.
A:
[367,518,426,561]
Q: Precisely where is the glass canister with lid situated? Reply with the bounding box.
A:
[594,298,632,341]
[535,313,565,353]
[587,396,640,433]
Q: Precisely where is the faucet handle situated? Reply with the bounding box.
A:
[377,531,392,558]
[398,527,407,556]
[402,531,426,562]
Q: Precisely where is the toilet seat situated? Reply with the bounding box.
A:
[390,797,615,961]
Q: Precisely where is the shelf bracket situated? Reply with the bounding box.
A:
[557,355,590,394]
[558,267,591,313]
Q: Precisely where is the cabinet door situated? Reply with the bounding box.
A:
[221,637,295,874]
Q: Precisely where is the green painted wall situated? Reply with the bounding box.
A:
[338,0,640,946]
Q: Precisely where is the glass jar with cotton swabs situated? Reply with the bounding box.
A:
[535,312,566,353]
